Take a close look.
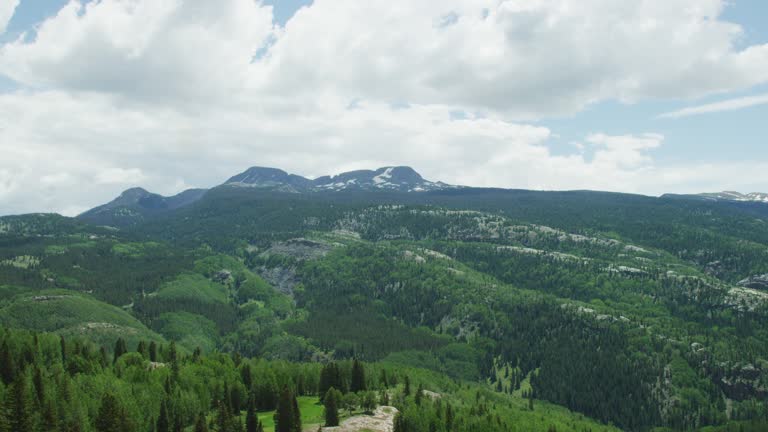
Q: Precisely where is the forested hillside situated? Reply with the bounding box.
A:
[2,184,768,431]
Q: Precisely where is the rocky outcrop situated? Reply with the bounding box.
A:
[717,363,768,401]
[266,238,331,260]
[257,266,299,296]
[737,274,768,290]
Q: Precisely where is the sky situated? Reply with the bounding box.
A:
[1,0,767,216]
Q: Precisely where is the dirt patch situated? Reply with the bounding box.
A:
[319,406,398,432]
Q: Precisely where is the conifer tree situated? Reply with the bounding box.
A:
[59,336,67,365]
[350,359,366,393]
[215,400,236,432]
[445,403,454,431]
[7,378,33,432]
[291,394,302,432]
[168,341,180,381]
[323,388,340,427]
[157,401,170,432]
[246,393,260,432]
[95,392,131,432]
[173,412,184,432]
[241,364,253,391]
[380,369,389,388]
[32,366,45,406]
[274,386,296,432]
[137,341,147,359]
[403,375,411,397]
[113,338,127,364]
[0,398,10,432]
[393,412,406,432]
[99,347,109,368]
[194,412,209,432]
[149,341,158,362]
[0,340,15,385]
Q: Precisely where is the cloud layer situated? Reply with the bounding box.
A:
[660,93,768,118]
[1,0,767,215]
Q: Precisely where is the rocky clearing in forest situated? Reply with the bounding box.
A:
[318,406,399,432]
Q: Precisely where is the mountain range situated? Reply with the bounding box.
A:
[78,166,453,226]
[79,165,768,229]
[4,163,768,431]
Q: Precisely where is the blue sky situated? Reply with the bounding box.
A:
[1,0,767,215]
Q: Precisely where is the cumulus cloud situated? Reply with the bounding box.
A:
[0,0,767,214]
[3,0,768,116]
[95,168,146,185]
[660,93,768,118]
[0,0,19,35]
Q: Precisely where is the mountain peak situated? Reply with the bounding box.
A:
[225,166,312,191]
[223,165,452,192]
[698,191,768,203]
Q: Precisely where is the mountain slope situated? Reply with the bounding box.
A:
[78,187,207,227]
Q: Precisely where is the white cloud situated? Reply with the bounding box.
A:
[95,168,146,185]
[0,0,767,215]
[0,0,19,35]
[0,0,275,105]
[660,93,768,118]
[2,0,767,117]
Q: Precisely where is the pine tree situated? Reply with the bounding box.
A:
[168,341,180,381]
[149,341,158,362]
[319,363,341,401]
[380,369,389,388]
[137,341,147,359]
[393,412,406,432]
[241,364,253,391]
[113,338,127,364]
[291,394,302,432]
[157,401,170,432]
[194,412,209,432]
[350,359,366,393]
[403,375,411,397]
[173,412,184,432]
[0,340,15,385]
[246,393,260,432]
[215,400,236,432]
[7,378,34,432]
[59,336,67,365]
[323,388,340,427]
[99,346,109,368]
[95,392,131,432]
[32,366,45,406]
[274,386,296,432]
[0,394,11,432]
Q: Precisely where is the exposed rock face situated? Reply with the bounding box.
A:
[718,363,768,401]
[257,266,299,296]
[213,270,233,283]
[738,274,768,290]
[265,238,331,260]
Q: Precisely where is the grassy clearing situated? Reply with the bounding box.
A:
[253,396,325,432]
[154,273,229,304]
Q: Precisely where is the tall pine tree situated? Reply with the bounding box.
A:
[323,387,340,427]
[274,386,298,432]
[94,392,131,432]
[113,338,127,364]
[350,360,366,393]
